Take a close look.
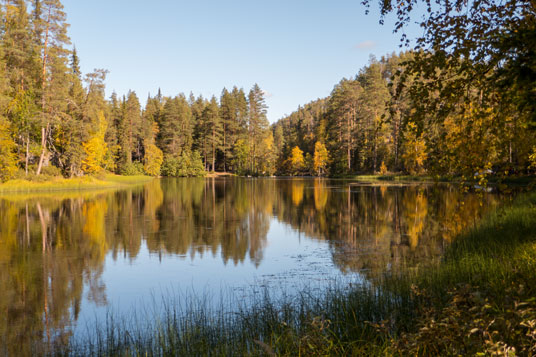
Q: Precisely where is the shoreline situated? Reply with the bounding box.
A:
[2,173,533,194]
[0,174,153,193]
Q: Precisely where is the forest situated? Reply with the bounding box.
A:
[276,49,536,177]
[0,0,276,181]
[0,0,535,182]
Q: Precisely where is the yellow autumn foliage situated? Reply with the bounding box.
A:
[82,111,108,174]
[289,146,304,175]
[402,122,427,175]
[144,122,164,176]
[0,118,18,182]
[144,143,163,176]
[313,141,329,176]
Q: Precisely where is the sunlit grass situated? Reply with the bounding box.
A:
[0,173,153,193]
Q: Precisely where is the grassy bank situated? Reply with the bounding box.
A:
[349,174,437,182]
[348,174,536,185]
[0,173,153,193]
[62,190,536,355]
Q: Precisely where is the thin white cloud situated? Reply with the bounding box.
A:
[354,40,376,50]
[262,90,274,99]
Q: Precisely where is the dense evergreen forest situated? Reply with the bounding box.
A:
[0,0,276,181]
[0,0,534,181]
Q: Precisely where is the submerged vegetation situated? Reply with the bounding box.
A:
[57,190,536,355]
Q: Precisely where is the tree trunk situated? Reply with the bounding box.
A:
[37,8,51,175]
[223,123,226,172]
[25,134,29,176]
[212,127,216,171]
[347,112,351,171]
[373,110,378,172]
[36,124,48,175]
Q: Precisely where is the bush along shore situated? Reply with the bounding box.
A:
[56,190,536,356]
[0,173,153,193]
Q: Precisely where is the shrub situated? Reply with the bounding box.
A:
[41,165,63,177]
[121,161,145,176]
[161,151,206,177]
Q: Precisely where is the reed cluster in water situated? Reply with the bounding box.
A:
[49,191,536,355]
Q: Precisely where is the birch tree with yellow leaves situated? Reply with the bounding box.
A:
[81,111,108,174]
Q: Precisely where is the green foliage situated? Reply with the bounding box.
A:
[0,0,534,180]
[120,161,144,176]
[161,152,205,177]
[40,165,63,177]
[158,94,192,155]
[273,48,535,178]
[231,139,250,175]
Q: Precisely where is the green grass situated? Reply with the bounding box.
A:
[347,174,536,186]
[58,190,536,355]
[348,174,437,182]
[0,173,153,193]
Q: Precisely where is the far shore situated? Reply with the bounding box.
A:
[2,172,533,194]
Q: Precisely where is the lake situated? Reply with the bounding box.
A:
[0,177,504,351]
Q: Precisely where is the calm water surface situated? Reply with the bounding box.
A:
[0,178,504,349]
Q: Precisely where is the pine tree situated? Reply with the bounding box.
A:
[118,91,141,168]
[247,84,269,174]
[357,58,390,172]
[62,46,86,176]
[200,96,221,171]
[34,0,71,175]
[220,88,237,171]
[3,0,41,175]
[158,94,193,155]
[326,79,362,173]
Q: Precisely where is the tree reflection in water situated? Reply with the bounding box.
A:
[0,178,501,353]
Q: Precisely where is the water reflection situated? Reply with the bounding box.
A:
[0,178,502,352]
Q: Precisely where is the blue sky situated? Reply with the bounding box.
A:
[63,0,416,123]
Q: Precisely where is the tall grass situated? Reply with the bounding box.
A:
[58,191,536,355]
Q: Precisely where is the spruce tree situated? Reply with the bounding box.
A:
[247,83,269,174]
